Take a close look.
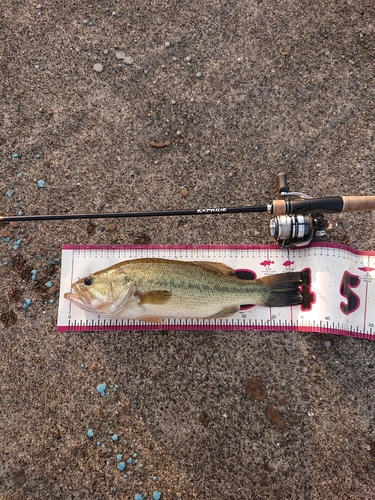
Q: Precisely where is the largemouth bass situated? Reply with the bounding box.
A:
[64,258,303,322]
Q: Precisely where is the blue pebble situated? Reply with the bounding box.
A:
[153,476,158,481]
[49,299,55,304]
[31,269,37,280]
[12,153,19,159]
[97,441,101,446]
[35,154,41,159]
[133,453,138,458]
[35,64,39,69]
[17,173,22,178]
[6,190,14,197]
[113,384,119,392]
[126,457,132,464]
[22,298,32,309]
[116,454,122,461]
[3,262,7,266]
[2,237,10,242]
[17,211,23,216]
[139,463,143,468]
[87,429,94,437]
[117,462,126,471]
[112,434,118,442]
[13,238,22,250]
[97,382,107,395]
[134,495,143,500]
[45,281,53,288]
[153,492,162,500]
[37,180,45,188]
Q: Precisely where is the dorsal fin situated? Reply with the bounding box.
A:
[192,261,236,276]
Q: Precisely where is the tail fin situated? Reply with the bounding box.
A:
[260,272,303,307]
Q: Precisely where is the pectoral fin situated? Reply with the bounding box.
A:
[207,305,240,319]
[137,290,172,305]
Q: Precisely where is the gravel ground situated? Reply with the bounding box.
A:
[1,1,375,499]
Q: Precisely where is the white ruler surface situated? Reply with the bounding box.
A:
[57,243,375,340]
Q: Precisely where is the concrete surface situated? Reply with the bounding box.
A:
[1,0,375,498]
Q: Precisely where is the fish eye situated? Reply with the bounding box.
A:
[84,277,93,286]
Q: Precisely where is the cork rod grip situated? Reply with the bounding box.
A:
[342,196,375,213]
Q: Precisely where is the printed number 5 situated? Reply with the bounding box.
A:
[340,271,360,315]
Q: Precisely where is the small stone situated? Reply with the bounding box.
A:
[150,140,170,148]
[115,51,126,59]
[45,281,53,288]
[106,223,116,231]
[97,382,107,396]
[87,429,94,437]
[165,42,170,47]
[117,462,126,471]
[12,153,19,159]
[243,377,267,400]
[180,188,188,197]
[153,492,162,500]
[22,298,32,309]
[35,154,41,159]
[124,56,134,65]
[196,72,202,78]
[93,63,104,72]
[112,434,119,441]
[324,340,331,348]
[37,180,46,188]
[266,404,285,428]
[185,56,191,61]
[134,495,143,500]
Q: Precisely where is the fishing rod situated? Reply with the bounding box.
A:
[1,172,375,248]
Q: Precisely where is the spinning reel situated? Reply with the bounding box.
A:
[269,173,335,248]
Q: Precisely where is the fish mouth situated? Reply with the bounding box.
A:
[64,284,92,307]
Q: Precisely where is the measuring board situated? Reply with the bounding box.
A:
[57,243,375,340]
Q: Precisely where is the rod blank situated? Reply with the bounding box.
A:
[0,205,269,223]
